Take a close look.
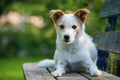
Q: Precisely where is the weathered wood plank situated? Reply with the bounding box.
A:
[81,71,120,80]
[81,73,109,80]
[48,68,88,80]
[93,31,120,53]
[99,0,120,18]
[23,63,120,80]
[102,71,120,80]
[48,68,120,80]
[57,73,88,80]
[23,63,56,80]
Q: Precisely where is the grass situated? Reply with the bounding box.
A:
[0,57,49,80]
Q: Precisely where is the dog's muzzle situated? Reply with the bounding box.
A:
[64,35,70,42]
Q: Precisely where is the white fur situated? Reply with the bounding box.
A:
[38,12,101,77]
[38,59,55,67]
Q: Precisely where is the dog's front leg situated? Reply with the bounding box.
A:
[51,61,67,77]
[82,56,101,76]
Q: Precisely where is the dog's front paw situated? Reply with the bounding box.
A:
[51,70,65,77]
[90,70,102,77]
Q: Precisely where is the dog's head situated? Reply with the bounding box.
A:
[50,9,90,44]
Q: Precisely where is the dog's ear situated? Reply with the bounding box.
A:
[74,8,90,22]
[50,10,64,22]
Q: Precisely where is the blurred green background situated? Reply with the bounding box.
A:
[0,0,120,80]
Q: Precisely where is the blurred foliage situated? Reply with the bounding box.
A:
[0,0,120,58]
[107,53,120,76]
[0,23,55,58]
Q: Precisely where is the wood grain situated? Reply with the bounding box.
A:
[93,31,120,53]
[99,0,120,18]
[48,68,88,80]
[23,62,120,80]
[23,63,56,80]
[81,71,120,80]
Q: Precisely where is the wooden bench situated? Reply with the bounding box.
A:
[23,63,120,80]
[23,0,120,80]
[96,0,120,76]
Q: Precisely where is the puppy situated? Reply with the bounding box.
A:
[38,8,101,77]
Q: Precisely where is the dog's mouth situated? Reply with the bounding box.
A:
[64,40,70,43]
[64,39,73,44]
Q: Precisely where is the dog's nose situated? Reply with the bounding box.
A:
[64,35,70,40]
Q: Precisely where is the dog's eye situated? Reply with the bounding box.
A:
[60,25,64,29]
[72,25,77,29]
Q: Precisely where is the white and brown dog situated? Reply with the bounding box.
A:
[38,8,101,77]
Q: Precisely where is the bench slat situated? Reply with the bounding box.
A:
[99,0,120,18]
[48,68,88,80]
[23,63,56,80]
[93,32,120,53]
[102,72,120,80]
[81,71,120,80]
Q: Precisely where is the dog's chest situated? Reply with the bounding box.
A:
[66,46,76,54]
[56,41,84,63]
[64,45,82,63]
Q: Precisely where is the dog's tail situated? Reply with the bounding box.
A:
[37,59,55,68]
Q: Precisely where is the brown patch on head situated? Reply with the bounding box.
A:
[74,8,90,23]
[50,10,64,22]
